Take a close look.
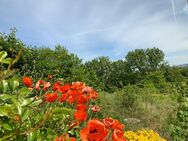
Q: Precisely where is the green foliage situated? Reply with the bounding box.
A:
[116,85,141,110]
[85,56,112,91]
[170,85,188,141]
[125,47,165,75]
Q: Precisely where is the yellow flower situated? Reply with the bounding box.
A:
[124,129,167,141]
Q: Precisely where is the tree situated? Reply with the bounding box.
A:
[85,57,112,90]
[125,47,165,75]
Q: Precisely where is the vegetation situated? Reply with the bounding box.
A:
[0,29,188,140]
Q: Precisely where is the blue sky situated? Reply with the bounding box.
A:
[0,0,188,65]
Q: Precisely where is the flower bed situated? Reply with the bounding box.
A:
[124,129,167,141]
[0,51,167,140]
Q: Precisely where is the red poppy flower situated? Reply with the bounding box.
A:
[103,117,115,129]
[77,95,88,104]
[59,84,70,93]
[55,134,76,141]
[76,104,87,111]
[74,110,87,122]
[80,119,108,141]
[53,81,61,91]
[55,135,63,141]
[45,93,58,102]
[88,91,98,100]
[71,82,85,90]
[67,96,75,104]
[82,86,92,93]
[112,129,127,141]
[23,77,32,87]
[111,119,125,131]
[35,80,51,91]
[60,93,67,103]
[91,105,100,112]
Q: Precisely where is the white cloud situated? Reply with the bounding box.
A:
[0,0,188,65]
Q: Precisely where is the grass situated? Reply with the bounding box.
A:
[97,91,178,141]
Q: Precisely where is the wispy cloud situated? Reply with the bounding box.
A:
[0,0,188,65]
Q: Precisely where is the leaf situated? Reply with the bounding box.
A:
[0,94,17,107]
[0,51,7,62]
[9,79,19,91]
[1,58,13,64]
[0,94,12,100]
[68,128,75,136]
[53,107,73,116]
[19,87,31,95]
[29,99,43,107]
[2,123,14,131]
[21,109,30,121]
[0,106,13,117]
[0,80,9,93]
[21,98,34,107]
[27,130,40,141]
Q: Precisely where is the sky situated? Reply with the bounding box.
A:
[0,0,188,65]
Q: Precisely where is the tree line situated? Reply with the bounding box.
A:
[1,29,188,92]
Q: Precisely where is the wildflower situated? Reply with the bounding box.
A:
[67,96,74,104]
[112,129,127,141]
[111,119,125,131]
[71,82,85,90]
[91,105,100,112]
[82,86,92,93]
[103,117,115,129]
[80,119,108,141]
[59,84,70,93]
[35,80,51,91]
[76,104,87,111]
[48,74,53,79]
[124,129,167,141]
[59,93,67,103]
[53,81,61,91]
[88,91,98,100]
[74,110,87,122]
[55,134,76,141]
[23,76,32,87]
[77,94,88,104]
[45,93,58,102]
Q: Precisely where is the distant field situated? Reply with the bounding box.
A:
[98,92,178,140]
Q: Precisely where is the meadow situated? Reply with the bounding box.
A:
[0,30,188,141]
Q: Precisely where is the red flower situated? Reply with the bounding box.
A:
[82,86,92,93]
[112,129,127,141]
[74,110,87,122]
[59,84,70,93]
[53,81,61,91]
[60,93,67,103]
[80,119,108,141]
[76,104,87,111]
[103,117,115,129]
[88,91,98,100]
[48,74,53,79]
[55,134,76,141]
[35,80,51,91]
[23,77,32,87]
[45,93,58,102]
[77,95,88,104]
[91,105,100,112]
[55,135,63,141]
[103,118,124,131]
[71,82,85,90]
[111,119,125,131]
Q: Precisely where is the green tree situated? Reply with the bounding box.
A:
[85,57,112,90]
[125,47,165,75]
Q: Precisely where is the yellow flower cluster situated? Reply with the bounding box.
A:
[124,129,167,141]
